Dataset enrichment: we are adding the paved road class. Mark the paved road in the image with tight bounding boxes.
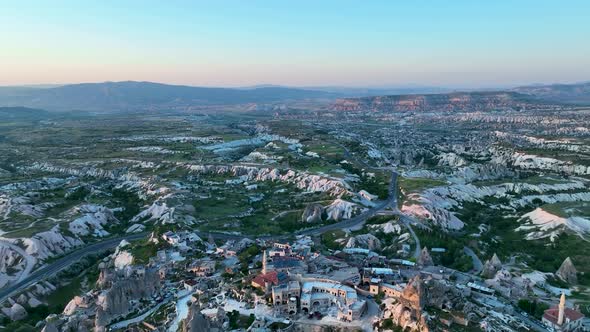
[296,171,398,237]
[398,215,422,259]
[195,170,399,244]
[512,310,549,332]
[0,232,148,304]
[0,240,37,283]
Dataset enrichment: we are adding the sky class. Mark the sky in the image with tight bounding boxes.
[1,1,590,88]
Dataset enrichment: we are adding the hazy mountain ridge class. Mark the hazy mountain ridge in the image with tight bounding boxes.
[0,81,339,111]
[0,106,51,120]
[1,81,588,113]
[330,91,538,112]
[331,82,590,112]
[513,81,590,104]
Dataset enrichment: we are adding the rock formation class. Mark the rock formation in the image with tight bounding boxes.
[2,302,27,321]
[556,257,578,284]
[184,164,351,197]
[345,234,382,251]
[324,199,358,221]
[481,253,502,279]
[55,264,162,332]
[301,199,359,223]
[301,203,324,223]
[95,268,160,326]
[41,321,59,332]
[418,247,433,267]
[183,303,211,332]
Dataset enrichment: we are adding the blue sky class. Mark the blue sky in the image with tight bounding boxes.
[1,1,589,87]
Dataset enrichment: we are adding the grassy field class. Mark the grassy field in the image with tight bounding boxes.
[398,176,446,206]
[320,229,347,251]
[541,201,590,218]
[398,177,447,194]
[457,201,590,285]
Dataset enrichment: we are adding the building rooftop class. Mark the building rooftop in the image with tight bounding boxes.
[366,267,395,275]
[252,271,287,287]
[543,307,584,325]
[302,280,357,300]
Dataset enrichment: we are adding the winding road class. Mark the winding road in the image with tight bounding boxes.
[296,171,398,236]
[0,232,148,304]
[0,153,412,306]
[0,240,36,283]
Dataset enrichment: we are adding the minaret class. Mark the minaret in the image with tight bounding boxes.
[558,292,566,325]
[262,250,268,273]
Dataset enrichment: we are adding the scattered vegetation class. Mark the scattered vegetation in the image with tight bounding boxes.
[518,299,550,319]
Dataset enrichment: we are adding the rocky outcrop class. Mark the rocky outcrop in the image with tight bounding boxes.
[556,257,578,284]
[481,253,502,279]
[131,201,174,224]
[490,147,590,175]
[96,268,160,325]
[345,234,382,251]
[300,199,360,223]
[26,162,166,199]
[19,226,83,260]
[301,203,324,223]
[437,152,467,167]
[324,199,358,221]
[184,164,351,197]
[68,204,119,237]
[418,247,433,267]
[386,275,479,331]
[113,251,134,270]
[369,221,403,234]
[517,208,590,242]
[2,303,27,321]
[41,320,59,332]
[183,303,211,332]
[203,133,301,154]
[42,312,93,332]
[58,265,162,331]
[382,299,430,332]
[0,242,28,287]
[401,177,588,232]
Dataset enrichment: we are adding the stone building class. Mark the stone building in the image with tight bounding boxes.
[299,279,367,321]
[272,281,301,315]
[542,293,585,331]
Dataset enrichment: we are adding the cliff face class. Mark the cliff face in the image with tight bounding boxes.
[556,257,578,284]
[417,248,433,267]
[96,268,160,325]
[331,92,537,113]
[183,303,211,332]
[382,275,475,331]
[53,266,162,332]
[185,164,351,197]
[345,234,382,251]
[481,253,503,279]
[301,203,324,223]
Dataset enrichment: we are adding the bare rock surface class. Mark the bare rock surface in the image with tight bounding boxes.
[556,257,578,284]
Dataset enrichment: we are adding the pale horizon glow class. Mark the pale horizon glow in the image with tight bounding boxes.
[1,1,590,88]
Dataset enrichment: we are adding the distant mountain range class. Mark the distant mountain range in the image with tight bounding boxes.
[512,82,590,104]
[0,106,51,120]
[330,82,590,112]
[0,81,340,112]
[330,91,537,112]
[0,81,588,112]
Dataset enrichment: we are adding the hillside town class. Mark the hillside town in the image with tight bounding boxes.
[16,225,580,332]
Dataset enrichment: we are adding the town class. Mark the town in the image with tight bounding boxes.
[28,222,584,331]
